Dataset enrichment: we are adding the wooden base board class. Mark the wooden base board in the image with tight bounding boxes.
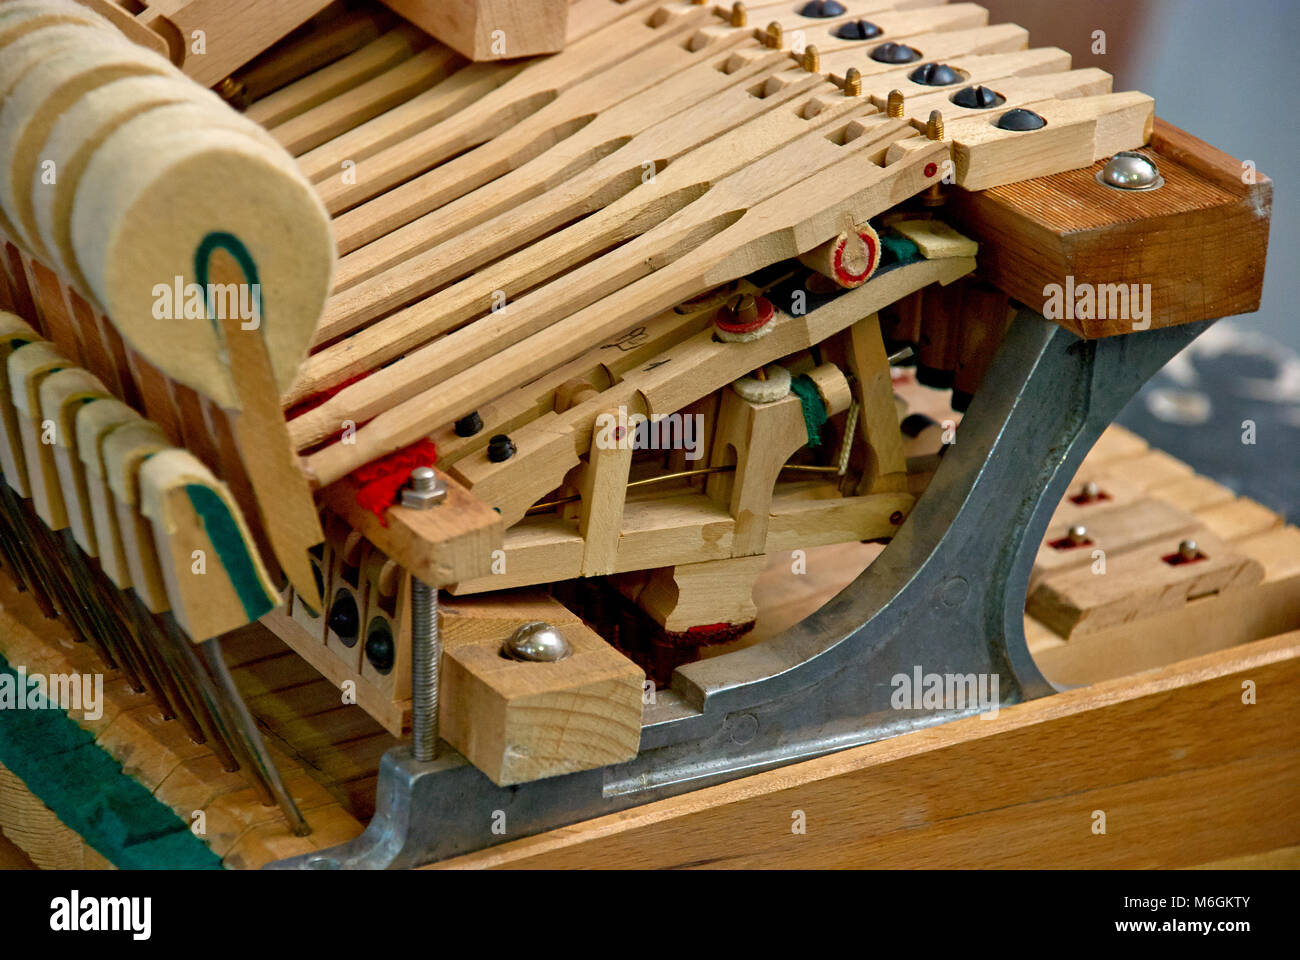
[429,630,1300,869]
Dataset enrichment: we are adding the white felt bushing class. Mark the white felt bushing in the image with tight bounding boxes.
[731,365,792,403]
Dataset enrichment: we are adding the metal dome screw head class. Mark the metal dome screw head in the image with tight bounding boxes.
[909,62,961,86]
[834,18,881,40]
[1067,524,1089,545]
[454,410,483,437]
[503,621,573,662]
[951,84,1004,109]
[870,42,920,64]
[799,0,846,16]
[401,465,446,509]
[996,107,1046,131]
[487,434,516,463]
[1178,539,1201,562]
[1097,151,1164,192]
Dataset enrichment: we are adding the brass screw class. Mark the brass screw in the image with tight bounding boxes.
[803,44,820,73]
[926,109,945,141]
[731,2,746,27]
[215,75,247,109]
[886,89,904,118]
[765,21,782,49]
[844,67,862,96]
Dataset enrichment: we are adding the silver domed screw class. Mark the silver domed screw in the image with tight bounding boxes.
[1098,151,1163,191]
[1178,539,1201,562]
[503,621,573,662]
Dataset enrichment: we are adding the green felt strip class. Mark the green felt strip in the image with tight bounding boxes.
[789,374,829,448]
[0,650,223,869]
[879,230,921,266]
[185,483,275,622]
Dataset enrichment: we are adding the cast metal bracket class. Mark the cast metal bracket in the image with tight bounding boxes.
[270,309,1212,869]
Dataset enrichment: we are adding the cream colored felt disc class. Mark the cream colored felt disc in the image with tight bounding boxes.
[0,21,127,242]
[73,118,334,408]
[0,40,178,259]
[0,0,111,31]
[34,77,229,296]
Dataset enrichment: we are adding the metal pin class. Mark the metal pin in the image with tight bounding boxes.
[1067,524,1089,546]
[199,637,311,835]
[405,467,446,763]
[844,67,862,97]
[888,345,915,365]
[1080,480,1100,501]
[1178,539,1201,562]
[765,21,782,49]
[730,2,746,27]
[803,44,820,73]
[886,89,904,119]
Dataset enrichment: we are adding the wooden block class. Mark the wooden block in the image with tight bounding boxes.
[1031,526,1300,686]
[1028,530,1266,639]
[948,119,1271,337]
[380,0,570,62]
[636,554,767,633]
[1031,498,1199,588]
[358,549,412,700]
[320,468,502,588]
[440,611,643,785]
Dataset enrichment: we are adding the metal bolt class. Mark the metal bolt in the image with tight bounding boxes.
[1067,524,1089,545]
[887,345,914,365]
[886,89,904,118]
[404,469,446,762]
[400,465,447,508]
[503,621,573,662]
[951,84,1004,109]
[909,62,961,86]
[1098,151,1163,191]
[871,42,920,64]
[834,19,882,40]
[1178,539,1201,562]
[997,107,1046,131]
[844,67,862,97]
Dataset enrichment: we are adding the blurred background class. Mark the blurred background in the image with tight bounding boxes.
[984,0,1298,520]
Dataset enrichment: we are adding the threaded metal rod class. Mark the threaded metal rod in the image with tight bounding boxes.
[410,577,440,762]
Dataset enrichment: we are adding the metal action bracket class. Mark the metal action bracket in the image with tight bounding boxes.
[271,309,1213,869]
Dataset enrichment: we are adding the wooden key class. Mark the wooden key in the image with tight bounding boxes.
[306,0,718,209]
[305,133,948,484]
[292,111,927,449]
